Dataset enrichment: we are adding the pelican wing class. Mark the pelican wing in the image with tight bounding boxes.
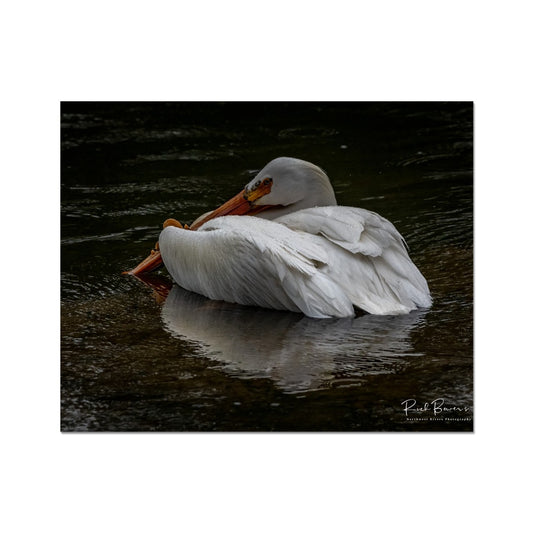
[275,206,403,256]
[275,207,432,314]
[159,216,355,318]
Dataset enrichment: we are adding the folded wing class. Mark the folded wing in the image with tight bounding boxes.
[159,216,355,318]
[276,207,432,314]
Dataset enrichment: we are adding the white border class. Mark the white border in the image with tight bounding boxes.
[3,1,532,531]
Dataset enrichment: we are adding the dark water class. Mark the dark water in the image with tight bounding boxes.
[61,102,473,431]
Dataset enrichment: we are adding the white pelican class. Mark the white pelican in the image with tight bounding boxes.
[126,157,431,318]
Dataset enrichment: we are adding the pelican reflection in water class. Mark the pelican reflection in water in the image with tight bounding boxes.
[137,275,428,393]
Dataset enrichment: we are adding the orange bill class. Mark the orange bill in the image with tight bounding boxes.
[190,180,273,230]
[123,248,163,275]
[190,190,262,229]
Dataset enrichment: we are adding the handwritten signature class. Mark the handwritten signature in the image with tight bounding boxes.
[400,398,470,417]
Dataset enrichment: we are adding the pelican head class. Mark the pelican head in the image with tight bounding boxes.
[245,157,337,216]
[191,157,338,227]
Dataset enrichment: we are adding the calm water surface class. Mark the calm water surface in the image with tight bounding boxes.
[61,102,473,431]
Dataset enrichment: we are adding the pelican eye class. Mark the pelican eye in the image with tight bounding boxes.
[244,176,273,202]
